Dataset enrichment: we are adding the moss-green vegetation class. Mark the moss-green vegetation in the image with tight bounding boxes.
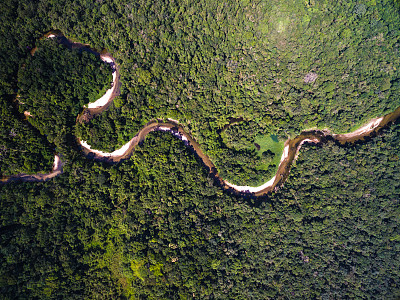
[221,124,286,185]
[254,134,285,178]
[255,134,284,162]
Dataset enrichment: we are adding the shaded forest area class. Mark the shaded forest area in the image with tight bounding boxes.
[18,38,112,150]
[0,98,54,176]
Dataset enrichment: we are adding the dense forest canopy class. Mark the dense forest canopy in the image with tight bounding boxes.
[0,98,54,176]
[0,0,399,298]
[18,38,112,150]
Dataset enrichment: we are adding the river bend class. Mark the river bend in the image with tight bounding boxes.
[3,31,400,197]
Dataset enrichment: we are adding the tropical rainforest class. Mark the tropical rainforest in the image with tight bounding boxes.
[0,0,400,298]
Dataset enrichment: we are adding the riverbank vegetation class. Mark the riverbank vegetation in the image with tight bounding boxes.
[0,97,54,176]
[0,2,112,176]
[18,38,112,148]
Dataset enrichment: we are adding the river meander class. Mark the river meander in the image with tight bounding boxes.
[3,31,400,197]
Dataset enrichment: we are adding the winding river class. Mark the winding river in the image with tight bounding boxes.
[3,31,400,197]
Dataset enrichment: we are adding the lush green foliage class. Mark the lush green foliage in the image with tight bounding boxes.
[0,168,127,298]
[0,0,55,176]
[18,38,112,147]
[0,97,54,176]
[0,0,400,298]
[1,124,400,298]
[0,2,112,175]
[2,0,400,184]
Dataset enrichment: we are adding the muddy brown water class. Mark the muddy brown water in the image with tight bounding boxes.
[3,31,400,197]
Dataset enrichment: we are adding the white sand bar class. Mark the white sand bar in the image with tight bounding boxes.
[52,155,59,171]
[87,54,117,109]
[167,118,179,123]
[224,144,289,193]
[334,117,383,138]
[224,175,277,193]
[80,139,134,157]
[158,126,188,141]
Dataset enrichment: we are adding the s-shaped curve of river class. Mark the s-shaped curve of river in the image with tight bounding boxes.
[2,31,400,197]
